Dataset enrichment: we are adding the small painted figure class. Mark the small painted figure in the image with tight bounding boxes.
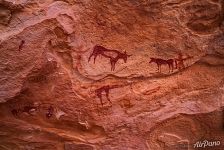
[175,53,193,70]
[46,106,54,118]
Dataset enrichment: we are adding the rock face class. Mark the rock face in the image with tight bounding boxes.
[0,0,223,149]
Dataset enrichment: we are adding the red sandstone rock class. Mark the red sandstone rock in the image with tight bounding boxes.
[0,0,223,149]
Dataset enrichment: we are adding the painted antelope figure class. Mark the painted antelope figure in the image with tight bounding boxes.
[95,85,120,106]
[149,58,175,73]
[88,45,131,71]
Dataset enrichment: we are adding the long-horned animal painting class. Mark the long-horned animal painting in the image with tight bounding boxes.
[149,58,175,73]
[95,85,120,106]
[88,45,131,71]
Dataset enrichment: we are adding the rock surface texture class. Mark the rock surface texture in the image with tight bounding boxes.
[0,0,224,149]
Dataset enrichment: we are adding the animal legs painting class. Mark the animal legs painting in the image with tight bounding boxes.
[0,0,223,149]
[148,53,193,73]
[149,58,175,73]
[95,85,112,106]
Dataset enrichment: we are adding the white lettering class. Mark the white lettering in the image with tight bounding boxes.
[193,140,221,148]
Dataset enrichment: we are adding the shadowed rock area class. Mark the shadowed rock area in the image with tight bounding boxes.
[0,0,223,149]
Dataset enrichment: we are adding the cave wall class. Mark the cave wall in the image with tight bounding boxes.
[0,0,223,149]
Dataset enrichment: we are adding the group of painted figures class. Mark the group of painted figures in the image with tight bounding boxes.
[88,45,192,72]
[11,44,192,117]
[88,45,193,106]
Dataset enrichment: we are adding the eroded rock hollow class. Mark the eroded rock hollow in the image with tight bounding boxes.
[0,0,223,149]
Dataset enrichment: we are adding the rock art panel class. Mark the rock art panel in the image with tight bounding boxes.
[0,0,223,149]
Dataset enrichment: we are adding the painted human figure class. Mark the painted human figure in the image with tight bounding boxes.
[175,53,193,70]
[175,53,185,70]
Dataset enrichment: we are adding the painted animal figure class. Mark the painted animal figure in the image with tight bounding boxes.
[88,45,131,71]
[95,85,111,106]
[95,85,120,106]
[149,58,175,73]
